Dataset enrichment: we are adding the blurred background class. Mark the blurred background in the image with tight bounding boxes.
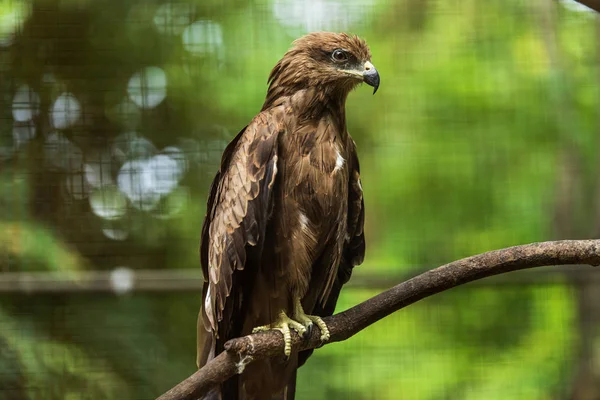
[0,0,598,399]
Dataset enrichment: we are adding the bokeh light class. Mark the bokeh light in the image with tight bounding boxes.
[182,20,223,56]
[110,267,134,295]
[272,0,375,33]
[89,185,128,220]
[127,67,168,109]
[153,2,196,35]
[51,93,81,129]
[12,85,39,122]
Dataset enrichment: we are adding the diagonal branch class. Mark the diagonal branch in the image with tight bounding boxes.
[156,239,600,400]
[573,0,600,13]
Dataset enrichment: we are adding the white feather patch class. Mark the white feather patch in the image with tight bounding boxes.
[204,285,213,325]
[299,212,309,232]
[333,148,345,173]
[268,155,278,189]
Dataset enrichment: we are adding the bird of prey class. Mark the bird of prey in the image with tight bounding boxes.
[197,32,378,400]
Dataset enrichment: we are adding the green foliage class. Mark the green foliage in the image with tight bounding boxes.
[0,0,598,398]
[0,307,127,400]
[298,285,575,400]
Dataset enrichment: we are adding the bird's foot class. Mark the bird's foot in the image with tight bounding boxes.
[292,299,331,342]
[252,311,306,357]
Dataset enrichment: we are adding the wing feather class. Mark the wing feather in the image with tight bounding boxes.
[200,112,281,336]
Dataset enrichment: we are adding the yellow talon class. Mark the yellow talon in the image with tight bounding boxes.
[252,311,306,357]
[292,298,331,342]
[251,299,331,357]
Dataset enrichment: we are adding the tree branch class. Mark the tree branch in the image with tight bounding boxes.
[573,0,600,13]
[156,239,600,400]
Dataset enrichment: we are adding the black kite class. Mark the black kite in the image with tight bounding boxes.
[197,32,379,400]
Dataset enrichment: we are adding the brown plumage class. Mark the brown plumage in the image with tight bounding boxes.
[197,32,378,400]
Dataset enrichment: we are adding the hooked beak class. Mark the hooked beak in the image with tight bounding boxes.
[363,61,380,94]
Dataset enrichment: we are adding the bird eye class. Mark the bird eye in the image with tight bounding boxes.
[331,49,348,62]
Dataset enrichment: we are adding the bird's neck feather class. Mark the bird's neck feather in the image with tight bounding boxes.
[262,86,349,129]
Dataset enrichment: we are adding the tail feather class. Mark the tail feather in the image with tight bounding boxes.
[196,309,213,369]
[221,375,240,400]
[203,387,221,400]
[199,304,240,400]
[272,369,296,400]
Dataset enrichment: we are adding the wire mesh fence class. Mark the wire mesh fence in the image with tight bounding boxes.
[0,0,599,399]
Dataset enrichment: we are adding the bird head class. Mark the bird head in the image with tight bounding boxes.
[265,32,380,103]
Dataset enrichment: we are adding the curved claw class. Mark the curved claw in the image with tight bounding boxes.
[292,299,331,342]
[307,315,330,342]
[303,322,313,340]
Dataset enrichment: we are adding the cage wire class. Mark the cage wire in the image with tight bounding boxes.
[0,0,598,399]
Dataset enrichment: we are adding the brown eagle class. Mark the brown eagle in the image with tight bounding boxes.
[197,32,378,400]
